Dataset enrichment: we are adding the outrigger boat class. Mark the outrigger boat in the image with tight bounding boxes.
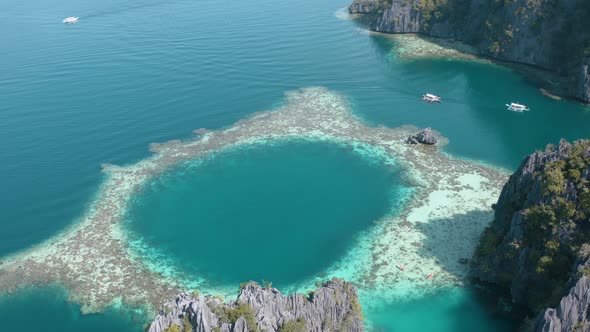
[422,93,442,103]
[62,17,79,24]
[506,102,529,112]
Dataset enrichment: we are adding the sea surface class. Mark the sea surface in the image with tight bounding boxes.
[1,0,589,330]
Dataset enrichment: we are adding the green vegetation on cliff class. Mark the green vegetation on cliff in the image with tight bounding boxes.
[278,318,306,332]
[207,301,259,332]
[354,0,590,99]
[161,316,193,332]
[473,140,590,309]
[551,0,590,87]
[366,0,470,32]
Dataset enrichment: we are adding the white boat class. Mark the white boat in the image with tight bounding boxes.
[422,93,441,103]
[506,102,529,112]
[62,17,79,24]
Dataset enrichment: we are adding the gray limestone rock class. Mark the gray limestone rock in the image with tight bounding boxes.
[148,278,364,332]
[406,127,437,145]
[348,0,590,103]
[349,0,423,33]
[348,0,380,14]
[578,60,590,103]
[536,276,590,332]
[471,139,590,315]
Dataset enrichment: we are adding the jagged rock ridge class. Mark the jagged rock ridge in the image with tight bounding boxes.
[148,278,364,332]
[536,276,590,332]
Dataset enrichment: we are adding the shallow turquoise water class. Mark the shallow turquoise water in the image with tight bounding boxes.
[125,140,407,287]
[0,287,144,332]
[364,288,517,331]
[1,0,587,329]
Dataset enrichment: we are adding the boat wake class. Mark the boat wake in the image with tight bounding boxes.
[62,17,79,24]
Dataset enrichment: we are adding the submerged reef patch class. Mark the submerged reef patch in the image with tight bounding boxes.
[0,87,507,315]
[358,30,481,62]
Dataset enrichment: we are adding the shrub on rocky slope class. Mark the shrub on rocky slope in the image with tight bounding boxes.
[470,139,590,331]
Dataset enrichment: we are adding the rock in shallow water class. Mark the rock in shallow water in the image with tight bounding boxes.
[148,278,364,332]
[406,128,438,145]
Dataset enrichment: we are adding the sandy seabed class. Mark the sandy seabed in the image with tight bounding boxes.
[0,87,508,317]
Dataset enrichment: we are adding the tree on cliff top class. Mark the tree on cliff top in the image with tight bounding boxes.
[472,139,590,310]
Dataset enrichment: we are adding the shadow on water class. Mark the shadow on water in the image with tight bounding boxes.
[412,209,492,275]
[409,210,529,331]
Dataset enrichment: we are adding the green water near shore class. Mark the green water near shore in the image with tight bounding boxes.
[364,288,517,331]
[0,288,144,332]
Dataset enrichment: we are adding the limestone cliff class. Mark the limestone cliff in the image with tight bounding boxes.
[468,139,590,329]
[348,0,590,103]
[148,278,364,332]
[536,276,590,332]
[578,58,590,102]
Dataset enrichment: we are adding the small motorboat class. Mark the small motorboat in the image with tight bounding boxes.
[63,17,79,24]
[397,265,405,271]
[426,273,434,280]
[422,93,442,103]
[506,102,529,112]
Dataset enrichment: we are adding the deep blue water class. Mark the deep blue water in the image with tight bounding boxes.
[1,0,589,330]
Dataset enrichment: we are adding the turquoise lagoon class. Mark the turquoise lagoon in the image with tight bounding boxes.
[1,0,590,330]
[125,139,409,288]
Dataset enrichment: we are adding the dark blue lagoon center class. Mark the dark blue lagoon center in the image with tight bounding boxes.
[124,139,409,287]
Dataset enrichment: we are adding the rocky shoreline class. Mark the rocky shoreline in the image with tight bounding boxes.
[348,0,590,104]
[470,139,590,331]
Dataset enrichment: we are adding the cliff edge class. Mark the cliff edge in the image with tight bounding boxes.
[536,276,590,332]
[469,139,590,330]
[148,278,364,332]
[348,0,590,103]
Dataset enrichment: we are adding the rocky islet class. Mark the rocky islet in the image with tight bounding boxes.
[406,127,438,145]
